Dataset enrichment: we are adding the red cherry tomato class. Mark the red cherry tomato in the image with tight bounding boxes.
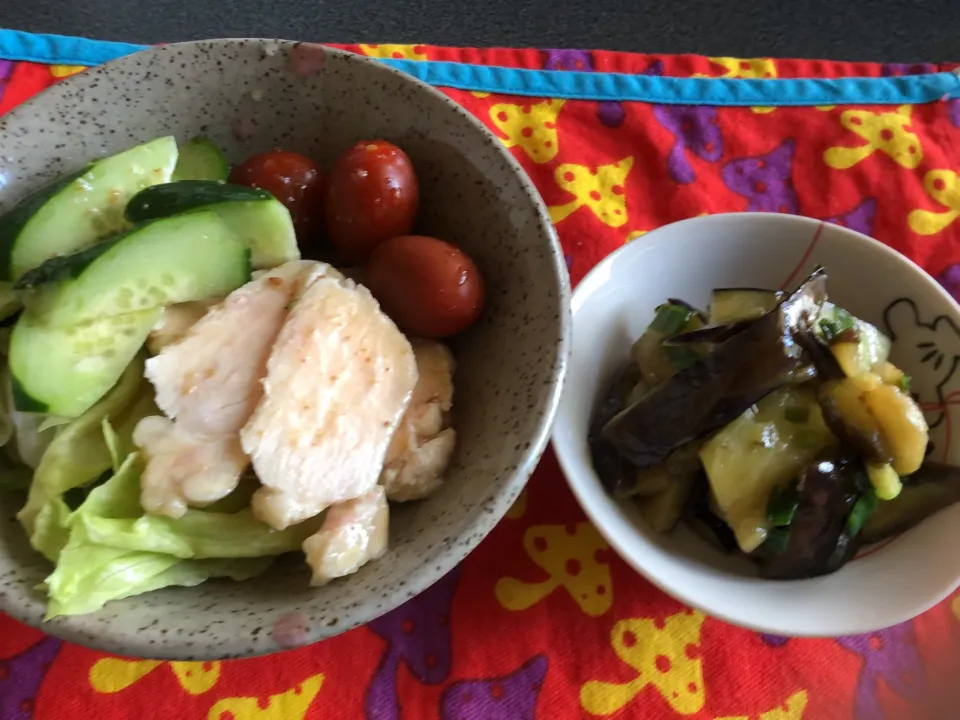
[325,140,419,263]
[365,235,485,338]
[229,150,325,243]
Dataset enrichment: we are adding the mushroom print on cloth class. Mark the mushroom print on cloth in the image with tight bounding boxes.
[1,36,960,720]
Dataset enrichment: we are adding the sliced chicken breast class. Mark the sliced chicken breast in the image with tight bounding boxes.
[381,340,457,502]
[146,299,219,355]
[145,260,336,436]
[242,276,418,530]
[302,485,389,586]
[134,415,249,518]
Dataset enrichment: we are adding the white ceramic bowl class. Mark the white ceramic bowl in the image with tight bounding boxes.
[552,212,960,637]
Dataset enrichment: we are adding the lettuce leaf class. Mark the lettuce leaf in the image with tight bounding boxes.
[40,453,294,618]
[17,356,149,535]
[30,497,71,562]
[44,529,182,619]
[76,459,319,557]
[79,510,321,559]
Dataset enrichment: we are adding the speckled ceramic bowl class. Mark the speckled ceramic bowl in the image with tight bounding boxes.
[0,39,570,659]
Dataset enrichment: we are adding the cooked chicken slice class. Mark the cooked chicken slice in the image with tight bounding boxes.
[145,260,337,436]
[146,300,219,355]
[381,340,457,502]
[302,485,389,586]
[242,276,418,530]
[134,415,249,518]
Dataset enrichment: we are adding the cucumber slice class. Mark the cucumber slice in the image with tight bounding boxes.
[19,211,250,327]
[125,181,300,269]
[172,137,229,182]
[10,309,160,416]
[0,137,179,281]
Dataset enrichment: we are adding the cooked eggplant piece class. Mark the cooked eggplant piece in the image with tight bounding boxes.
[818,373,929,475]
[759,455,864,580]
[699,386,838,552]
[634,471,698,533]
[603,268,828,471]
[860,461,960,544]
[630,301,706,387]
[819,374,892,464]
[863,383,928,475]
[816,303,891,366]
[709,288,783,325]
[666,320,754,346]
[589,363,641,493]
[685,474,739,553]
[616,440,703,498]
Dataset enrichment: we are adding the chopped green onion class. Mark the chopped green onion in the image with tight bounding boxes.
[783,405,810,424]
[663,344,702,372]
[819,307,855,343]
[649,303,694,335]
[764,528,791,555]
[766,484,799,527]
[833,307,855,333]
[898,374,912,392]
[846,488,878,538]
[819,319,840,342]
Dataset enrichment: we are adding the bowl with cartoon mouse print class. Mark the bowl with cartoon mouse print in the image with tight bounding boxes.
[553,211,960,637]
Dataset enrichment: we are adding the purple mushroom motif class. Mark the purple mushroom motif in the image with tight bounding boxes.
[653,105,723,184]
[937,263,960,304]
[721,139,798,214]
[543,49,625,128]
[759,633,790,648]
[950,100,960,129]
[837,622,925,720]
[440,655,548,720]
[365,568,461,720]
[0,636,62,720]
[825,197,878,237]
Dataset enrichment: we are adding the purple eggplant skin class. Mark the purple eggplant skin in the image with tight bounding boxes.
[685,473,739,553]
[795,329,845,381]
[589,363,641,494]
[665,320,753,346]
[860,461,960,544]
[760,455,865,580]
[602,268,828,470]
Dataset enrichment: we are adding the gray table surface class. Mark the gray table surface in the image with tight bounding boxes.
[2,0,958,63]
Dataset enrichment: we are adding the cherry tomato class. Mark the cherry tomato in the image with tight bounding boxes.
[365,235,485,338]
[325,140,419,263]
[229,150,325,243]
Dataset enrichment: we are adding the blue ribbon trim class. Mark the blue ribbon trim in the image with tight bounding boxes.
[2,29,959,107]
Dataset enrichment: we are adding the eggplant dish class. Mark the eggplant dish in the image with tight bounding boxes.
[589,268,960,580]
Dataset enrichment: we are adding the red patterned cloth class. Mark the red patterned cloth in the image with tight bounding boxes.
[1,43,959,720]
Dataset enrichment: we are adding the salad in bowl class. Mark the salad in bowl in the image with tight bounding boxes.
[0,132,485,618]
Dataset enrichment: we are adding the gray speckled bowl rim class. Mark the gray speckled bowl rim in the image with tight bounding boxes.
[0,39,571,658]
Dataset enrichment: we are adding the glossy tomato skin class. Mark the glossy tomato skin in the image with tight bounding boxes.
[229,150,325,243]
[365,235,485,338]
[325,141,419,263]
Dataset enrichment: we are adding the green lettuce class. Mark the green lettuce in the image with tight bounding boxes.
[8,351,304,618]
[39,453,307,618]
[17,355,149,535]
[30,497,71,562]
[79,510,319,559]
